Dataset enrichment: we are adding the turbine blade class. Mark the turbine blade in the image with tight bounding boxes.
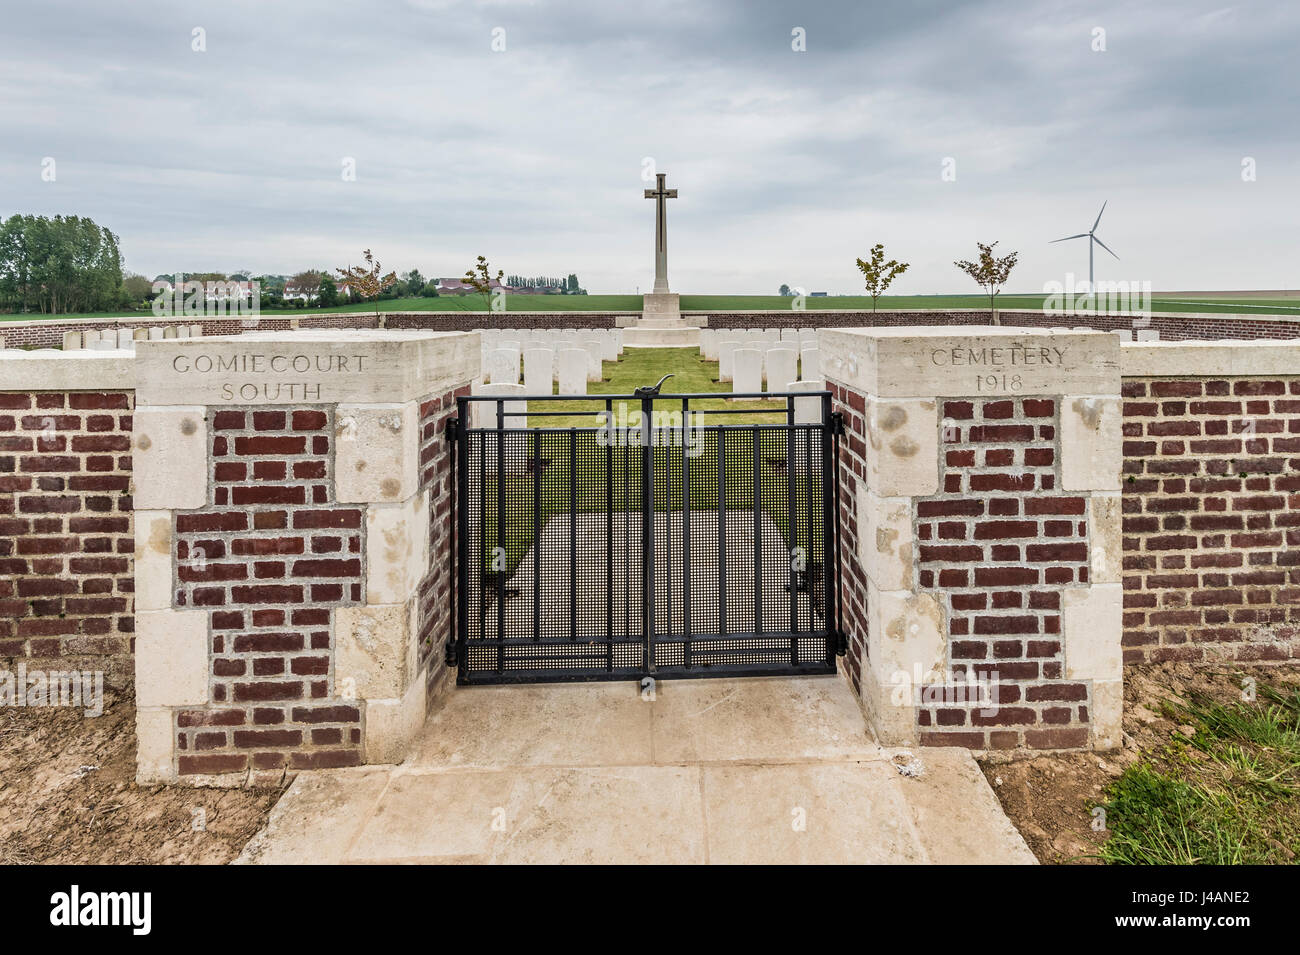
[1092,235,1120,260]
[1092,200,1108,232]
[1050,233,1089,243]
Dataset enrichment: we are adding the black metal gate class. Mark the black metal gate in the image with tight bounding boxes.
[448,388,842,684]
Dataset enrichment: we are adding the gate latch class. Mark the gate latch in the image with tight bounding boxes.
[443,416,459,443]
[830,411,846,436]
[633,374,674,399]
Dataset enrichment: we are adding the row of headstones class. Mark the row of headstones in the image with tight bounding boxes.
[701,329,821,393]
[480,330,624,396]
[61,325,206,350]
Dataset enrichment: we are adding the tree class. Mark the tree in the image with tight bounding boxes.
[954,241,1019,319]
[287,269,323,300]
[402,268,425,297]
[419,281,440,298]
[317,275,340,308]
[855,244,910,312]
[335,249,397,308]
[463,255,503,310]
[778,284,792,296]
[121,272,154,306]
[0,214,124,314]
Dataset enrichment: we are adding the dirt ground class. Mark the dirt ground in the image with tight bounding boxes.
[979,661,1300,864]
[0,688,280,865]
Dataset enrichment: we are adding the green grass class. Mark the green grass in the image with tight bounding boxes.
[472,348,825,577]
[1098,682,1300,865]
[8,292,1300,322]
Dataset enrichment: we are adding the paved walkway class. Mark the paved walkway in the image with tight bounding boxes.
[236,674,1034,864]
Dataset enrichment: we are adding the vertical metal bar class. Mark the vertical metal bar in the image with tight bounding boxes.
[569,426,578,644]
[531,428,541,644]
[495,399,506,674]
[717,427,727,639]
[681,396,692,669]
[455,397,469,678]
[786,395,798,666]
[477,415,486,652]
[752,426,761,638]
[641,392,656,674]
[826,393,844,659]
[605,397,614,671]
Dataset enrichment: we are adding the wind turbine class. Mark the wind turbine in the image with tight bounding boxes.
[1051,201,1119,290]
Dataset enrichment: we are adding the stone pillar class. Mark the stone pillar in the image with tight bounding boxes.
[823,326,1122,752]
[131,330,477,786]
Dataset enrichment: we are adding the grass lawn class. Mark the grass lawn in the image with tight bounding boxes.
[1100,680,1300,864]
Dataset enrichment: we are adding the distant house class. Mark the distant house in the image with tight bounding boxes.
[436,277,507,294]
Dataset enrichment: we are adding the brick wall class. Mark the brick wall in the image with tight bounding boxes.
[1122,375,1300,664]
[6,307,1300,350]
[416,384,470,699]
[915,397,1092,749]
[0,391,134,682]
[828,381,867,700]
[170,407,367,777]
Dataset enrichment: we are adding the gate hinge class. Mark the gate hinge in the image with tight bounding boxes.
[830,411,845,436]
[443,416,459,442]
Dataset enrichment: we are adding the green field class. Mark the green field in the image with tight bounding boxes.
[7,292,1300,322]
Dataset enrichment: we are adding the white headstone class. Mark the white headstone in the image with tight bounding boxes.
[116,328,135,350]
[1135,329,1160,342]
[472,383,528,474]
[718,340,741,382]
[82,329,102,344]
[189,324,203,338]
[798,328,817,344]
[1111,329,1133,342]
[147,327,165,341]
[764,347,797,392]
[62,330,83,350]
[613,329,624,354]
[523,347,554,394]
[557,348,588,395]
[162,326,179,340]
[583,339,603,382]
[176,325,191,339]
[699,328,718,361]
[89,338,115,351]
[780,329,799,344]
[596,329,618,361]
[800,346,820,380]
[732,348,763,394]
[486,347,521,385]
[788,379,826,424]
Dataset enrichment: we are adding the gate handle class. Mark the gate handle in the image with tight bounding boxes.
[634,374,674,398]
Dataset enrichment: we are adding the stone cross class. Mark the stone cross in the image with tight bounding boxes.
[644,172,677,294]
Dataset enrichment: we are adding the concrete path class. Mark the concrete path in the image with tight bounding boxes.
[236,675,1034,865]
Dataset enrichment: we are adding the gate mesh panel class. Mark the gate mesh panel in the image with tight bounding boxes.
[459,400,834,683]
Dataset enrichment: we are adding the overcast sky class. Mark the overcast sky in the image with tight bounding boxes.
[1,0,1296,294]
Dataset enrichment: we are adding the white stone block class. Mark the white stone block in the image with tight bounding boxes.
[596,329,617,361]
[189,324,203,337]
[366,490,431,605]
[147,327,165,341]
[1062,584,1123,682]
[700,328,718,361]
[1060,396,1122,491]
[134,510,176,612]
[335,401,420,503]
[364,672,429,764]
[556,349,588,395]
[62,330,82,350]
[116,328,135,349]
[136,706,175,783]
[855,485,914,593]
[132,407,208,510]
[787,379,826,425]
[780,329,799,344]
[1089,492,1122,583]
[135,609,209,707]
[866,398,939,497]
[336,601,414,699]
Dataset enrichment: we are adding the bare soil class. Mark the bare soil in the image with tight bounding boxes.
[979,661,1300,864]
[0,688,279,864]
